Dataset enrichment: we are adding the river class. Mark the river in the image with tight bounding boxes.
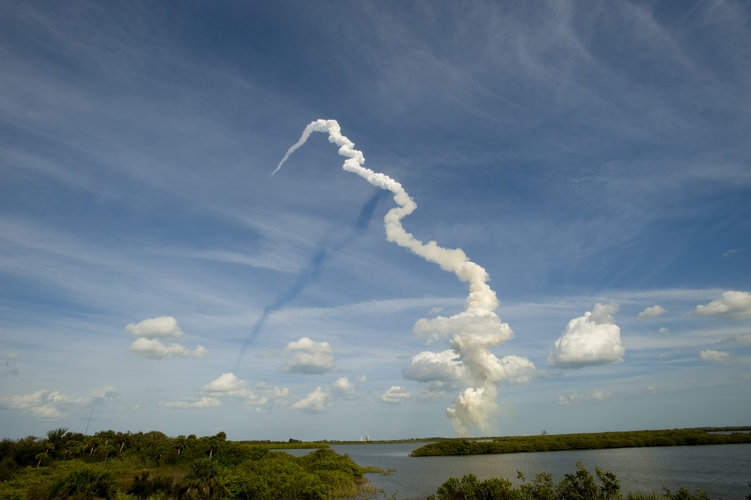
[321,442,751,499]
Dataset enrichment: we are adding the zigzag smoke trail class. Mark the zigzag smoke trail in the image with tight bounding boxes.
[275,119,532,436]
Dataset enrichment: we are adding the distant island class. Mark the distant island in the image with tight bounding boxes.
[410,426,751,456]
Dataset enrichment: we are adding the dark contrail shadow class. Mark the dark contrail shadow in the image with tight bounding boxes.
[233,188,387,372]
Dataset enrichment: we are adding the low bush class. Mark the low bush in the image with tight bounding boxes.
[432,463,712,500]
[126,470,175,498]
[48,465,116,499]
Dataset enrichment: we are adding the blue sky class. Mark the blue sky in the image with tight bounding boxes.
[1,0,750,441]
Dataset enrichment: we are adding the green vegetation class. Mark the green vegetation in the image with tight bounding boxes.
[2,428,747,498]
[428,462,715,500]
[237,438,329,449]
[411,427,751,457]
[0,429,375,499]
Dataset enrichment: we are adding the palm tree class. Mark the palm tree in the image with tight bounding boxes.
[175,435,187,458]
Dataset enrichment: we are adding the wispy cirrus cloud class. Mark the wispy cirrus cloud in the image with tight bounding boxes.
[722,248,745,258]
[160,397,221,409]
[726,334,751,345]
[557,389,612,406]
[700,350,730,362]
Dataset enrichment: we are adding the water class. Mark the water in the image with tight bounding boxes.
[321,442,751,499]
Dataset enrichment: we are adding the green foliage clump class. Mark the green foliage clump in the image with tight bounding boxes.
[436,473,519,499]
[48,465,116,499]
[554,462,621,500]
[0,429,354,499]
[433,463,614,500]
[626,488,710,500]
[432,463,714,500]
[517,471,556,500]
[126,471,175,498]
[179,457,224,499]
[224,448,364,499]
[228,453,327,499]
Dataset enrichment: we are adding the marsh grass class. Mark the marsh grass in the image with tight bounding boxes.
[360,465,395,475]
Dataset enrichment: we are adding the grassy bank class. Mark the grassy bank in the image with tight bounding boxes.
[411,427,751,457]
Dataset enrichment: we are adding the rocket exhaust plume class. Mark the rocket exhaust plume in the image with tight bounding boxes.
[276,119,531,436]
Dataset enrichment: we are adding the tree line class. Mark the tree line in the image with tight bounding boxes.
[411,427,751,457]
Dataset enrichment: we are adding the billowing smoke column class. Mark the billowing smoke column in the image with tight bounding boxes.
[275,119,531,436]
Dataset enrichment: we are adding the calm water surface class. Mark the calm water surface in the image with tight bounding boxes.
[322,442,751,499]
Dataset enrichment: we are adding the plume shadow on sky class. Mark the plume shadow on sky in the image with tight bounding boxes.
[234,187,387,372]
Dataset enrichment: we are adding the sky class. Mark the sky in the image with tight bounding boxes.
[1,0,750,441]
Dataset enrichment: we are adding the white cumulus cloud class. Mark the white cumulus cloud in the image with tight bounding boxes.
[129,337,206,359]
[282,337,334,374]
[291,377,356,413]
[557,389,612,406]
[694,291,751,319]
[126,316,206,360]
[637,305,666,319]
[381,385,411,404]
[126,316,183,338]
[700,349,730,362]
[251,381,291,407]
[549,303,625,368]
[497,355,538,384]
[331,377,355,395]
[203,372,249,396]
[163,373,290,411]
[292,386,331,413]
